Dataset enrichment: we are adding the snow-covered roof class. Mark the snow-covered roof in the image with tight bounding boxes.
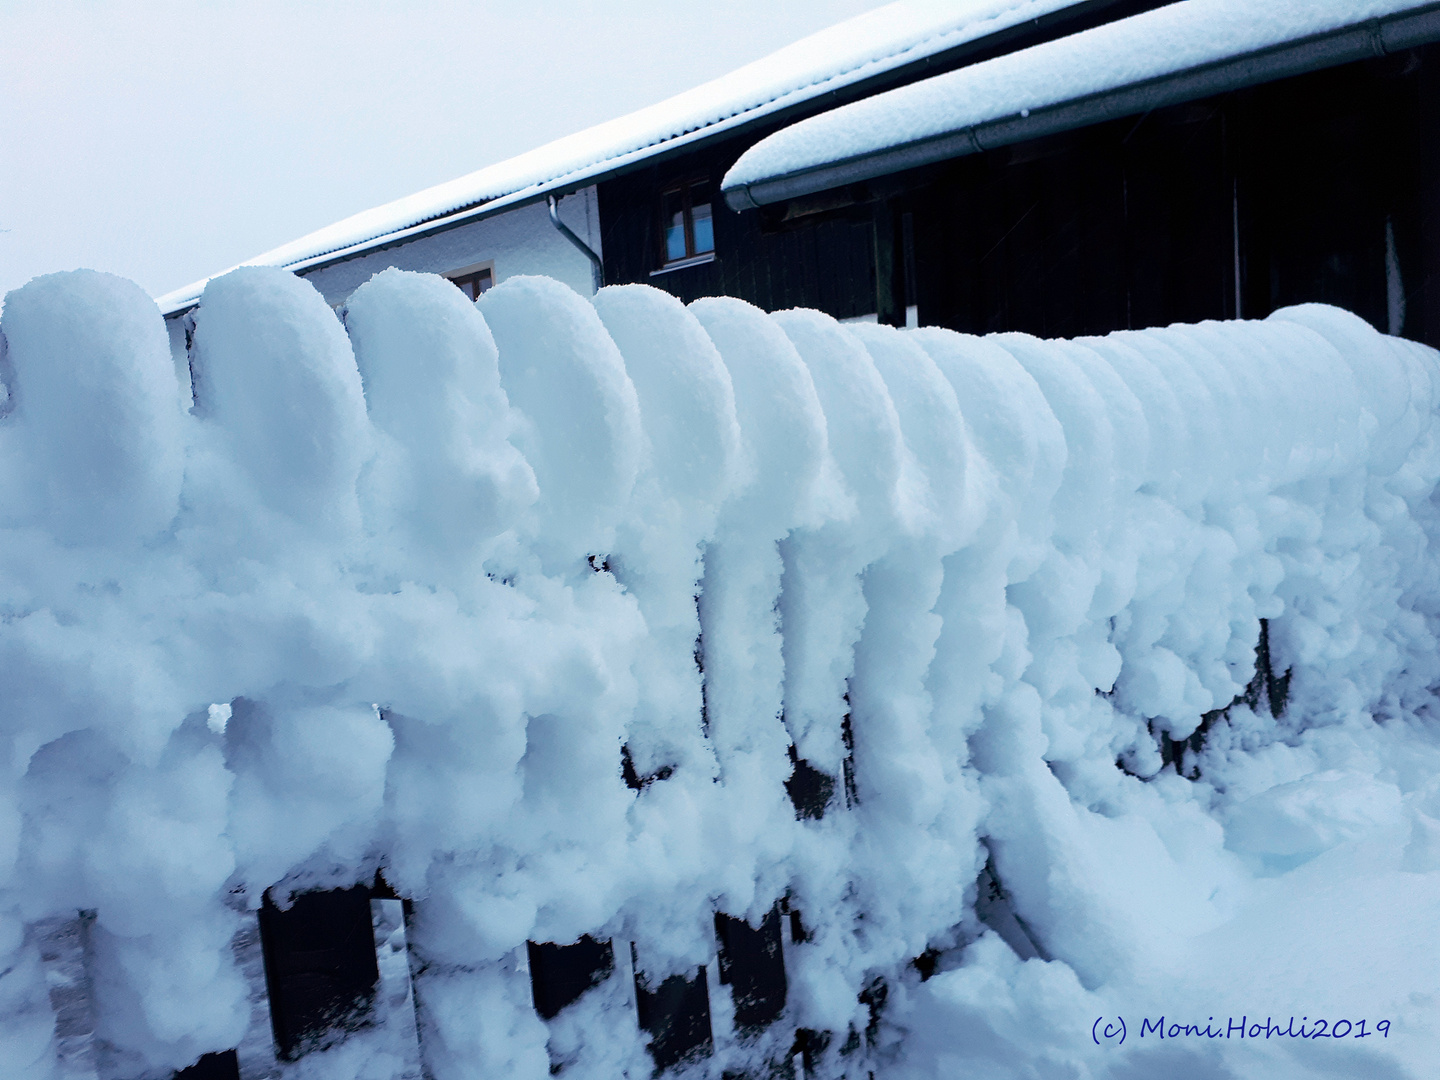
[156,0,1095,315]
[723,0,1440,208]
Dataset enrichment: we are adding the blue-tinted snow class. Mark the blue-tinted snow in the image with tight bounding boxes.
[4,267,1440,1078]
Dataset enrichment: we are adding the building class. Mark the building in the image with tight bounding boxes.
[714,0,1440,345]
[156,1,1168,331]
[159,2,1440,358]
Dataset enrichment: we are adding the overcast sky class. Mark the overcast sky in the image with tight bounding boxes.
[0,0,882,301]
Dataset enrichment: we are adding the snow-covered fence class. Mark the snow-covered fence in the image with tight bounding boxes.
[1,266,1438,1080]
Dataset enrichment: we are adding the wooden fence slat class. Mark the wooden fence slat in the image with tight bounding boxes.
[257,886,380,1060]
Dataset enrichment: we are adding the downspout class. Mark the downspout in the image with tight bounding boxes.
[548,194,604,294]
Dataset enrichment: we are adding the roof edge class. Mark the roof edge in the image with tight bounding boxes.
[723,1,1440,210]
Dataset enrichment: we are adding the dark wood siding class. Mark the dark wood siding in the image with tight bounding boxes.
[904,57,1423,340]
[911,101,1233,338]
[1234,54,1422,337]
[593,0,1183,325]
[599,143,878,320]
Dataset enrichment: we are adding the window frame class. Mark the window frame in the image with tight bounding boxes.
[656,179,716,270]
[445,260,496,300]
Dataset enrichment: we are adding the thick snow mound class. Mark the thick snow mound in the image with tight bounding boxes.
[2,268,1439,1079]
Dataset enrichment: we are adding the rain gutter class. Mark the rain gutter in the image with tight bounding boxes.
[723,2,1440,211]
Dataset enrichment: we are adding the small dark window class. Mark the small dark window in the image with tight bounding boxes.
[659,180,715,266]
[449,266,493,300]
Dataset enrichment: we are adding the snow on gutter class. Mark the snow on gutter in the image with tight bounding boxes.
[722,0,1440,211]
[155,0,1096,317]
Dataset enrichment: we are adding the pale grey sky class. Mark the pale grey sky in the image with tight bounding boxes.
[0,0,882,300]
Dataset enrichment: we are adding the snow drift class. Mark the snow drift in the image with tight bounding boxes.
[1,266,1438,1079]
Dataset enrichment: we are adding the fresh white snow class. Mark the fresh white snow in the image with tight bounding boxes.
[2,266,1440,1078]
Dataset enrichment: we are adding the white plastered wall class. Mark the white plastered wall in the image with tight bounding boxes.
[300,185,603,305]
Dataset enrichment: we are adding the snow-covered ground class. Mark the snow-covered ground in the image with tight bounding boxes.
[1,267,1437,1079]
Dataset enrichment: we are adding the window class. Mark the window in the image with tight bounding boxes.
[446,261,494,300]
[659,180,715,267]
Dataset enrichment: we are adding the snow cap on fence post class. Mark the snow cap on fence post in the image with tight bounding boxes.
[479,275,641,571]
[592,284,741,516]
[344,267,537,568]
[0,270,183,546]
[848,321,977,552]
[189,266,370,535]
[689,297,836,534]
[772,308,909,538]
